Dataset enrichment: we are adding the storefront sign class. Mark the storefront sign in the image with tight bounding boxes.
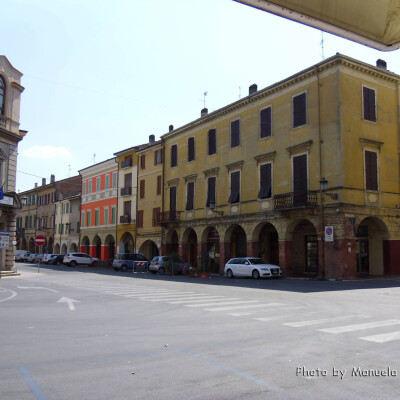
[0,231,10,248]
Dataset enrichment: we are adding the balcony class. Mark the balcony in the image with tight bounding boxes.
[159,211,181,225]
[120,214,132,224]
[121,159,133,168]
[274,191,319,210]
[120,187,132,196]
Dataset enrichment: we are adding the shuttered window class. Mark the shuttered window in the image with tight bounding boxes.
[206,177,216,207]
[230,120,240,148]
[259,163,272,199]
[228,171,240,203]
[0,76,5,115]
[188,137,195,162]
[137,210,144,228]
[365,150,378,190]
[363,87,376,122]
[154,149,162,165]
[170,186,177,213]
[293,154,308,205]
[208,129,216,155]
[186,181,194,210]
[140,155,146,169]
[293,93,307,128]
[140,179,145,198]
[157,175,162,195]
[152,207,161,226]
[171,144,178,167]
[260,107,272,138]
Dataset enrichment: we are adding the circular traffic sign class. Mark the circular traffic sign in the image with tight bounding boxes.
[34,235,46,246]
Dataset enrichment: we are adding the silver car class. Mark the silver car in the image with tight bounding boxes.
[224,257,282,279]
[149,256,191,274]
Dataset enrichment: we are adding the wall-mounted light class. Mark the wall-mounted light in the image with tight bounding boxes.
[209,201,224,216]
[319,178,338,200]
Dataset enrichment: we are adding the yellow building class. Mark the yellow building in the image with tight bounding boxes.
[114,146,139,254]
[136,135,163,260]
[161,54,400,278]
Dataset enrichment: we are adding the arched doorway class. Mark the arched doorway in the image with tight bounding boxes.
[139,240,159,260]
[356,217,389,275]
[204,226,220,274]
[104,235,115,260]
[229,225,247,258]
[47,237,54,253]
[54,243,60,254]
[70,242,78,253]
[93,235,102,259]
[28,238,35,253]
[81,236,90,255]
[61,244,68,254]
[257,223,279,265]
[166,229,179,255]
[182,229,197,267]
[119,232,134,254]
[290,219,318,275]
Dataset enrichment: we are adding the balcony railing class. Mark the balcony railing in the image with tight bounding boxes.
[159,211,181,224]
[274,190,319,210]
[120,215,132,224]
[121,159,133,168]
[120,187,132,196]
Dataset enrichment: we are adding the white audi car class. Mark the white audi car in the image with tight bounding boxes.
[224,257,282,279]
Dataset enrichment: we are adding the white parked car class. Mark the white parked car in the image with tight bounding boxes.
[63,253,98,267]
[224,257,282,279]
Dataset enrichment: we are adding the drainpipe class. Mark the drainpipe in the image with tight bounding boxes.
[315,66,325,279]
[161,137,165,255]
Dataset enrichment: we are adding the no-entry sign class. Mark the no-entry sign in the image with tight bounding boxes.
[34,235,46,246]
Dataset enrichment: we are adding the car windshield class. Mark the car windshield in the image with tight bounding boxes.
[249,258,266,265]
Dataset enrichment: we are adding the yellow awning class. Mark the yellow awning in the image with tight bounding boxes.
[234,0,400,51]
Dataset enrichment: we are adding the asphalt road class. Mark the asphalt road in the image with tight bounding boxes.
[1,263,400,400]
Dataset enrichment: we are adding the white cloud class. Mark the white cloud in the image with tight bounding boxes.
[20,145,72,160]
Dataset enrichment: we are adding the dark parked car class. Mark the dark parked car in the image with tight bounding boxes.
[47,254,65,265]
[149,256,191,274]
[112,253,149,272]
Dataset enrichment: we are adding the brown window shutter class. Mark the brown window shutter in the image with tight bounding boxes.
[365,151,378,190]
[157,175,162,195]
[260,107,272,138]
[140,180,145,198]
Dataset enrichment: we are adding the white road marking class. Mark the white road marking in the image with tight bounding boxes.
[167,296,226,304]
[284,315,370,328]
[360,331,400,343]
[17,286,59,293]
[205,303,284,312]
[319,319,400,334]
[57,297,80,311]
[229,306,299,317]
[0,287,17,302]
[185,300,256,308]
[138,292,198,300]
[254,311,318,322]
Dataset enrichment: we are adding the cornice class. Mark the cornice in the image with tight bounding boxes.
[162,54,400,142]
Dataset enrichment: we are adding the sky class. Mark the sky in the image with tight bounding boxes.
[2,0,400,193]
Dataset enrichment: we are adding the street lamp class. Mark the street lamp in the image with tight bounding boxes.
[319,178,338,200]
[209,201,224,216]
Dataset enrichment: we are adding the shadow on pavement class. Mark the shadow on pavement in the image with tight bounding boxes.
[15,262,400,294]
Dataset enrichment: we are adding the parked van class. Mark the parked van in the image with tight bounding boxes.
[15,250,31,262]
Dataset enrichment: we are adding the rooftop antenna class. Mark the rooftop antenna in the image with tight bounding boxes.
[203,91,207,108]
[68,164,71,177]
[238,86,241,99]
[93,154,96,164]
[320,31,325,60]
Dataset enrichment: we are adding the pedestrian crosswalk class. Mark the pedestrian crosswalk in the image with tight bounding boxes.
[50,280,400,344]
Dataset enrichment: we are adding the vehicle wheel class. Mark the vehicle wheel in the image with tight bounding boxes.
[159,267,165,274]
[121,265,127,272]
[114,268,119,271]
[252,269,260,279]
[70,261,77,267]
[150,270,157,274]
[91,261,97,267]
[226,269,234,279]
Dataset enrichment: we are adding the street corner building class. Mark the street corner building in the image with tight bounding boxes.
[160,54,400,279]
[0,56,26,274]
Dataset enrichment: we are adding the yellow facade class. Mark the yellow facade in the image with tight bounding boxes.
[161,54,400,278]
[136,139,163,260]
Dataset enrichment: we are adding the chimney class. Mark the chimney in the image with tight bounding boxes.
[42,178,46,186]
[35,183,38,188]
[376,59,387,69]
[149,134,155,144]
[50,174,55,183]
[201,108,208,118]
[169,124,174,132]
[249,84,257,95]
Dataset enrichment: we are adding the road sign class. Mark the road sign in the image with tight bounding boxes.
[34,235,46,246]
[0,231,10,248]
[325,226,334,242]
